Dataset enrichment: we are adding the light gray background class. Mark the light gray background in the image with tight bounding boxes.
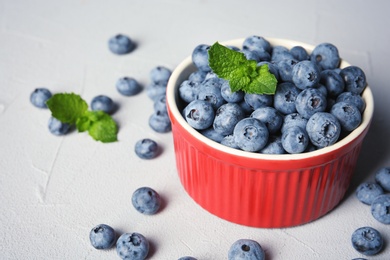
[0,0,389,259]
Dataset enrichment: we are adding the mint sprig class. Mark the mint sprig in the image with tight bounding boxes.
[46,93,118,143]
[208,42,277,95]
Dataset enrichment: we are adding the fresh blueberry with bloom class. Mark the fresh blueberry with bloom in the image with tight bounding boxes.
[153,94,168,114]
[260,135,285,154]
[132,187,161,215]
[197,78,226,109]
[179,80,200,103]
[336,92,366,113]
[150,66,172,85]
[146,82,167,101]
[310,42,340,70]
[200,127,225,143]
[319,69,345,97]
[292,60,321,90]
[213,103,245,136]
[355,182,384,205]
[271,45,294,63]
[184,100,215,130]
[108,34,135,55]
[221,135,239,149]
[351,227,383,256]
[330,101,362,132]
[116,77,141,96]
[290,45,309,61]
[244,93,273,110]
[89,224,116,250]
[371,194,390,224]
[295,88,327,119]
[375,167,390,191]
[149,110,171,133]
[273,82,301,115]
[306,112,341,148]
[242,35,271,54]
[178,257,197,260]
[281,113,308,134]
[340,66,367,95]
[281,126,309,154]
[228,239,265,260]
[192,44,211,72]
[277,58,298,82]
[116,232,149,260]
[242,49,262,62]
[250,107,283,134]
[30,88,52,108]
[188,70,207,83]
[135,138,159,159]
[220,80,245,103]
[91,95,115,114]
[48,117,71,136]
[233,118,269,152]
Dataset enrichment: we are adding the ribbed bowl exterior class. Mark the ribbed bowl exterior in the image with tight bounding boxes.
[166,38,374,228]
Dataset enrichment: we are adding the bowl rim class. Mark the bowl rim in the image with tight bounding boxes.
[166,37,374,161]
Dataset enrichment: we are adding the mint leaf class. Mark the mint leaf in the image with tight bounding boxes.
[46,93,88,124]
[87,111,118,143]
[208,42,277,94]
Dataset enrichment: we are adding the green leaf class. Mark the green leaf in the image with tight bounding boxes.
[46,93,88,124]
[87,111,118,143]
[208,42,277,95]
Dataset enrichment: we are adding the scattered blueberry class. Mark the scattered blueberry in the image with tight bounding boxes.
[375,167,390,192]
[351,226,383,256]
[91,95,115,114]
[355,182,384,205]
[150,66,172,85]
[135,138,159,159]
[311,42,340,70]
[153,94,168,114]
[228,239,265,260]
[30,88,52,108]
[48,117,71,136]
[116,232,149,260]
[149,110,171,133]
[146,82,167,101]
[132,187,161,215]
[371,194,390,224]
[108,34,135,55]
[178,257,197,260]
[89,224,116,250]
[116,77,142,96]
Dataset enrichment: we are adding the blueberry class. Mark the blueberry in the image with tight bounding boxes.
[89,224,116,250]
[150,66,172,85]
[250,107,283,134]
[146,82,167,101]
[290,46,309,61]
[221,135,239,149]
[108,34,135,55]
[295,88,327,119]
[277,58,298,82]
[91,95,115,114]
[319,69,345,97]
[30,88,52,108]
[340,66,367,95]
[184,100,215,130]
[116,77,142,96]
[48,117,71,136]
[242,35,272,54]
[375,167,390,191]
[336,92,366,113]
[316,84,328,97]
[281,113,308,134]
[228,239,265,260]
[197,78,225,109]
[371,194,390,224]
[306,112,341,148]
[200,127,225,143]
[116,232,149,260]
[179,80,200,103]
[188,70,207,83]
[260,135,285,154]
[192,44,211,72]
[311,42,340,70]
[132,187,161,215]
[351,227,383,256]
[178,257,197,260]
[233,118,269,152]
[273,82,301,115]
[244,93,273,110]
[355,182,384,205]
[213,103,245,136]
[149,110,171,133]
[282,126,309,154]
[271,45,294,63]
[242,49,262,62]
[135,138,159,159]
[330,101,362,132]
[153,94,168,114]
[220,80,245,103]
[292,60,321,90]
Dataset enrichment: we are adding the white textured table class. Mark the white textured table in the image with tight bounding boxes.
[1,0,390,259]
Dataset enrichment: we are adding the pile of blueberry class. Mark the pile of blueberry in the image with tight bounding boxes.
[179,35,367,154]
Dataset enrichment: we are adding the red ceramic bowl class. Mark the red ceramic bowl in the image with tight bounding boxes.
[166,38,374,228]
